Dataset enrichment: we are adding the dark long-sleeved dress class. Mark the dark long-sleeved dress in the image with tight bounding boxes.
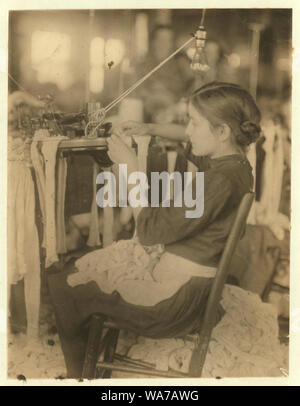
[48,151,253,377]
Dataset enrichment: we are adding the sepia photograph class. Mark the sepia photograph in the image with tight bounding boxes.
[3,5,294,383]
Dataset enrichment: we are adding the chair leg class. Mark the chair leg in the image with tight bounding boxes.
[81,314,105,379]
[262,247,281,302]
[97,328,120,379]
[188,334,210,377]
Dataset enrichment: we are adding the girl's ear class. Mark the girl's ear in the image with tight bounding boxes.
[217,124,231,142]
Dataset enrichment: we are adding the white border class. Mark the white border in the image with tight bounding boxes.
[1,0,299,386]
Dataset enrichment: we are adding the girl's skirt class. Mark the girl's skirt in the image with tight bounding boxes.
[48,255,224,377]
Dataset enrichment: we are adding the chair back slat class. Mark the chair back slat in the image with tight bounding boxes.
[189,192,255,376]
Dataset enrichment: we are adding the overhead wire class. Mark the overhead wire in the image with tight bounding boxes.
[85,8,206,137]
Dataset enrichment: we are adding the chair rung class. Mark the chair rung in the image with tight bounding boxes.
[96,362,187,378]
[113,353,156,369]
[181,334,198,342]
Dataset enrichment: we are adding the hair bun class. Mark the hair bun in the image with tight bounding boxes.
[238,120,261,145]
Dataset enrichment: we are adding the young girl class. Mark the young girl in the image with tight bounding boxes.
[48,82,261,378]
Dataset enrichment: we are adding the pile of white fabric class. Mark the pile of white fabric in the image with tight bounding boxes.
[7,284,288,380]
[67,239,164,294]
[127,285,288,378]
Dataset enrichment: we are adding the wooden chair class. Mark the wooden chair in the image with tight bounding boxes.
[81,192,255,379]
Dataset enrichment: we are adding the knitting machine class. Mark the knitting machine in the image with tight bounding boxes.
[16,98,112,139]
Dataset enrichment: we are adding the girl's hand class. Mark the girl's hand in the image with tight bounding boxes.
[107,134,138,171]
[115,120,151,137]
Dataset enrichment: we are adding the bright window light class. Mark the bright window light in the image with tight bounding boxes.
[31,30,71,66]
[89,66,104,93]
[105,39,125,67]
[90,37,105,67]
[186,47,196,61]
[228,53,241,69]
[135,13,148,59]
[31,30,73,88]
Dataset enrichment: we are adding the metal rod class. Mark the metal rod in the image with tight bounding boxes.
[85,8,208,137]
[247,23,264,223]
[86,36,194,138]
[85,10,95,103]
[8,72,28,93]
[200,9,206,26]
[103,36,194,114]
[249,23,264,100]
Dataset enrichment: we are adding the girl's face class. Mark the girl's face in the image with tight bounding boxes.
[185,103,219,157]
